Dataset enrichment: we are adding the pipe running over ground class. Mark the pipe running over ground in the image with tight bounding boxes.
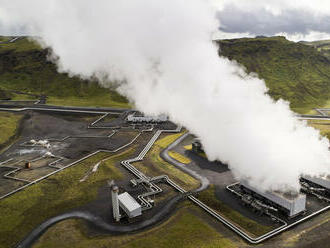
[0,104,328,246]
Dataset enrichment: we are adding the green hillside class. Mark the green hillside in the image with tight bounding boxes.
[218,36,330,113]
[0,37,130,108]
[1,36,330,113]
[300,40,330,59]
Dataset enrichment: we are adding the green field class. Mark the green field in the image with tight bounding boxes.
[33,206,238,248]
[0,37,130,108]
[218,36,330,113]
[0,112,23,151]
[300,40,330,59]
[198,185,274,237]
[0,148,134,248]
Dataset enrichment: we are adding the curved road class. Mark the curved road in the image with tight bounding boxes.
[160,132,209,192]
[17,194,185,248]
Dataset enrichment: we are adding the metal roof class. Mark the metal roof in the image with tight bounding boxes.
[118,192,141,212]
[302,175,330,190]
[240,180,306,216]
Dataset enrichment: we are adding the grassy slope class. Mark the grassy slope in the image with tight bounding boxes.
[33,206,237,248]
[301,40,330,59]
[0,149,134,248]
[1,36,330,112]
[0,112,23,150]
[168,151,191,164]
[0,37,130,108]
[218,36,330,113]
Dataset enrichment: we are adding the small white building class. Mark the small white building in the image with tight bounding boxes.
[118,192,142,218]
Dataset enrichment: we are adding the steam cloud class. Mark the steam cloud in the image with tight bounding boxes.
[1,0,330,192]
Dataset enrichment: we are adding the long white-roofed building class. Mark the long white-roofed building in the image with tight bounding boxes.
[118,192,142,218]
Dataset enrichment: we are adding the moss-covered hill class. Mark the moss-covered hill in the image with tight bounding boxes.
[300,40,330,59]
[0,37,130,108]
[218,36,330,113]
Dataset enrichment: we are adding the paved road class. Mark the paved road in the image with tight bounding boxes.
[0,103,131,114]
[16,194,185,248]
[160,132,209,192]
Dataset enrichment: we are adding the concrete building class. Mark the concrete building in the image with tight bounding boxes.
[118,192,142,218]
[240,180,306,218]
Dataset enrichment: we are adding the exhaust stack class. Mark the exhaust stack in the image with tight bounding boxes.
[111,184,120,222]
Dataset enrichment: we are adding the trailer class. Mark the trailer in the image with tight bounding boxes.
[240,180,306,218]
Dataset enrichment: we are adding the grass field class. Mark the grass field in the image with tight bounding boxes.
[33,205,238,248]
[198,185,274,237]
[168,151,191,164]
[0,148,134,248]
[0,112,23,151]
[47,94,130,108]
[301,40,330,59]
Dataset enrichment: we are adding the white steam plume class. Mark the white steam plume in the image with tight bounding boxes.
[1,0,330,192]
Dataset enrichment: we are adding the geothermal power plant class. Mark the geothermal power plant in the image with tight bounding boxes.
[239,180,306,218]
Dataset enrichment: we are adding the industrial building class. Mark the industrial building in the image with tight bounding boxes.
[240,180,306,218]
[301,175,330,195]
[110,183,142,222]
[126,113,168,123]
[118,192,142,218]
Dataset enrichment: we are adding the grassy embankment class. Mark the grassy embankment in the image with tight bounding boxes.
[33,206,238,248]
[0,148,134,248]
[0,112,23,151]
[218,36,330,114]
[168,150,191,164]
[0,37,130,108]
[198,185,274,237]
